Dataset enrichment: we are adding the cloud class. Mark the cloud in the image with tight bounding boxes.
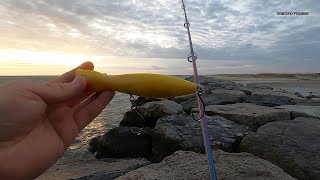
[0,0,319,73]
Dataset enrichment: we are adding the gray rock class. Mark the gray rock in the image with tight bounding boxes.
[119,111,145,128]
[132,96,161,106]
[141,100,184,116]
[238,87,253,95]
[185,76,246,91]
[252,89,320,105]
[305,98,320,105]
[290,87,320,99]
[36,157,150,180]
[185,76,237,85]
[170,87,245,106]
[277,105,320,119]
[240,117,320,180]
[89,127,152,159]
[237,85,284,96]
[292,98,320,106]
[247,83,274,90]
[295,91,304,98]
[194,103,291,131]
[117,150,295,180]
[207,81,243,91]
[181,93,243,114]
[211,89,246,96]
[252,89,303,99]
[151,115,251,162]
[169,94,197,104]
[244,94,295,107]
[237,86,271,96]
[312,97,320,102]
[120,100,184,128]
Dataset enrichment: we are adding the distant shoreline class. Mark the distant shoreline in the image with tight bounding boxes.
[212,73,320,79]
[1,73,319,77]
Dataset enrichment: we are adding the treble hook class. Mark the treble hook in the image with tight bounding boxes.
[129,95,145,135]
[191,85,206,121]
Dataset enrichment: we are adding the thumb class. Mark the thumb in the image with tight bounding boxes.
[30,76,87,104]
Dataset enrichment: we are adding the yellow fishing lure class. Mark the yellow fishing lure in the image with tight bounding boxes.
[76,69,197,98]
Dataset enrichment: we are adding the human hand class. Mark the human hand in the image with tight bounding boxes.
[0,62,115,179]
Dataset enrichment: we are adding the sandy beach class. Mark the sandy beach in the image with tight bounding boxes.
[212,74,320,98]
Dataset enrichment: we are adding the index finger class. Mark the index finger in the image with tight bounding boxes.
[49,61,94,83]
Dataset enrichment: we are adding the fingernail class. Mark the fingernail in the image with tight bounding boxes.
[79,61,94,69]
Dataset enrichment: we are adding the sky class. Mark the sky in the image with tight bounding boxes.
[0,0,319,75]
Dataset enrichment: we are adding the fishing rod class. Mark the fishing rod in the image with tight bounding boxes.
[79,3,218,177]
[181,0,217,179]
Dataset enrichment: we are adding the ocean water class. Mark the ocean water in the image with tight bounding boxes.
[0,76,131,158]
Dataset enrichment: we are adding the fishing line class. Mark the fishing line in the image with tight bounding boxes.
[88,25,124,57]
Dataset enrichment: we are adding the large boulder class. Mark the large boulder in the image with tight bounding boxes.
[181,93,243,114]
[120,100,184,128]
[277,105,320,119]
[119,111,146,128]
[170,88,246,106]
[117,150,295,180]
[243,94,295,107]
[252,89,303,100]
[169,94,197,104]
[235,83,275,95]
[211,89,246,96]
[37,157,150,180]
[185,76,247,92]
[304,98,320,106]
[170,88,245,106]
[89,127,152,159]
[185,76,238,87]
[240,117,320,180]
[193,103,290,131]
[151,115,251,162]
[312,97,320,102]
[246,83,274,90]
[291,88,320,99]
[251,89,320,105]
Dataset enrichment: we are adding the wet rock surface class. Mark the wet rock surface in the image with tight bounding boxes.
[185,76,240,90]
[90,115,251,163]
[193,103,291,131]
[211,89,246,96]
[277,105,320,119]
[181,93,243,113]
[116,150,296,180]
[243,94,295,107]
[151,115,251,162]
[240,117,320,180]
[252,89,301,99]
[292,88,320,99]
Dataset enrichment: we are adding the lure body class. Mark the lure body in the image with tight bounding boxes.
[76,69,197,98]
